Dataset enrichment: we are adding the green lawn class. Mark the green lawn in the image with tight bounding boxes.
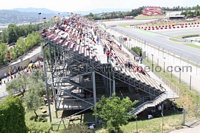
[25,105,52,132]
[95,113,183,133]
[169,38,182,42]
[118,23,131,27]
[24,55,200,133]
[134,14,165,20]
[185,43,200,49]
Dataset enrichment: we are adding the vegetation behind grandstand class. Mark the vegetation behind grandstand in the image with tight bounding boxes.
[86,5,200,20]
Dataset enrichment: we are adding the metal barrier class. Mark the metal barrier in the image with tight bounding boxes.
[111,30,180,97]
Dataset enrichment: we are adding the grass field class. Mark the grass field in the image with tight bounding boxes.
[169,38,182,42]
[118,23,131,27]
[134,14,165,20]
[30,60,200,133]
[185,43,200,49]
[135,18,200,28]
[23,54,200,133]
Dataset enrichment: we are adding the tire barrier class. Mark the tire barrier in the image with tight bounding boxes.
[136,22,200,31]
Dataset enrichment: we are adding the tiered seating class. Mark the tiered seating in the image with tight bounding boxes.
[41,14,166,114]
[98,28,164,92]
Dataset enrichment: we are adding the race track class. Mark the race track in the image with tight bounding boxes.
[104,20,200,63]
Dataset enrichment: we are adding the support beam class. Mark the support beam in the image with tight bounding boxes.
[42,43,52,122]
[109,72,112,96]
[113,73,115,95]
[92,72,97,123]
[48,44,58,118]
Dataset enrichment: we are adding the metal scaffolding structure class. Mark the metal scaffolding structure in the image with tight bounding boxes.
[40,15,179,124]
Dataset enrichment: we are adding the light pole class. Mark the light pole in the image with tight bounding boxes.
[163,57,166,72]
[179,67,181,83]
[58,13,60,24]
[190,75,192,90]
[151,54,154,72]
[38,12,41,31]
[162,48,164,58]
[161,103,164,133]
[171,70,173,78]
[43,17,46,29]
[183,107,186,125]
[196,61,200,75]
[135,115,138,133]
[38,12,41,23]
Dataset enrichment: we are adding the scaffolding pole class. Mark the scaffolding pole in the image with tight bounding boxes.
[42,43,52,122]
[92,72,97,123]
[48,44,58,118]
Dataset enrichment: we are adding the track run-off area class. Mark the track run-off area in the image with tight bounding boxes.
[103,19,200,63]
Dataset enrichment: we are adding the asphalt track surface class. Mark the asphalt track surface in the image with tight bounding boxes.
[103,19,155,26]
[104,20,200,63]
[104,20,200,133]
[152,28,200,37]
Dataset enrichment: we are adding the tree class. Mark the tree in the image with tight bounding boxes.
[0,95,27,133]
[28,70,46,97]
[1,29,8,43]
[0,43,7,65]
[29,69,44,83]
[6,70,46,121]
[15,37,26,55]
[93,95,137,132]
[24,86,43,121]
[23,70,46,121]
[10,47,17,60]
[6,74,28,96]
[7,24,19,44]
[131,46,142,57]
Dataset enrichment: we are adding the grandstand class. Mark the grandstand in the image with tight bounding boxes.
[142,6,163,16]
[40,14,179,123]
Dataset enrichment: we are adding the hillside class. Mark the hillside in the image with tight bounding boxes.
[0,10,37,25]
[75,8,131,15]
[0,8,70,25]
[13,7,58,14]
[0,7,132,25]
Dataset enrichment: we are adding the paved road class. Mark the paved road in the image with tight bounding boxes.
[111,26,200,63]
[103,19,156,26]
[170,120,200,133]
[152,27,200,37]
[0,46,41,98]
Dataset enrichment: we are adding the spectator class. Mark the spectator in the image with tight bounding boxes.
[8,69,11,76]
[106,50,110,63]
[139,56,143,64]
[148,114,153,119]
[119,44,122,50]
[103,45,107,54]
[110,45,113,52]
[4,73,7,78]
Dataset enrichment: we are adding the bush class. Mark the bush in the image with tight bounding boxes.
[131,46,142,56]
[62,124,94,133]
[0,95,27,133]
[26,121,51,133]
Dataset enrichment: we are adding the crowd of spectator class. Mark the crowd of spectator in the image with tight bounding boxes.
[96,25,147,76]
[39,14,164,92]
[0,60,42,85]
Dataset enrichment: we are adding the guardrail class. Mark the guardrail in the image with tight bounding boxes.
[0,92,9,100]
[109,27,180,97]
[0,47,41,79]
